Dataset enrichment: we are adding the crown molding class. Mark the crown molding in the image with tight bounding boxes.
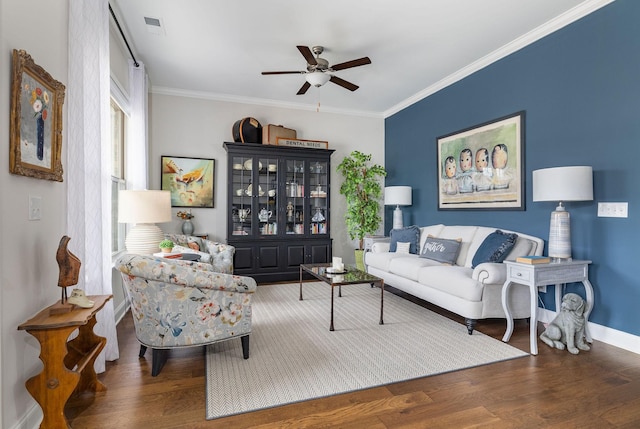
[383,0,615,118]
[150,86,384,119]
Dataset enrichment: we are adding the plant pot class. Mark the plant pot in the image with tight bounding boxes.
[161,247,173,253]
[355,249,365,271]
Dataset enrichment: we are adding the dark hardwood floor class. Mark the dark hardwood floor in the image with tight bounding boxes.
[66,284,640,428]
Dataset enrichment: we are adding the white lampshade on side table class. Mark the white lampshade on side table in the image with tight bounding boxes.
[384,186,412,230]
[533,166,593,261]
[118,190,172,254]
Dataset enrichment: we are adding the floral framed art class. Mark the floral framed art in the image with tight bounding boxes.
[10,49,66,182]
[437,111,525,210]
[161,156,215,207]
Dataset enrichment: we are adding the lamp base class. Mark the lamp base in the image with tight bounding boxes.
[548,203,572,260]
[125,223,164,255]
[392,206,404,230]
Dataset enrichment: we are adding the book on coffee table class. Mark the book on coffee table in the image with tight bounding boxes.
[516,255,551,264]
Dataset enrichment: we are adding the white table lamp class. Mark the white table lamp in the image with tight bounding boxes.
[533,166,593,261]
[118,190,172,254]
[384,186,412,230]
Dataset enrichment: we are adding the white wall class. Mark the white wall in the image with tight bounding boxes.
[148,93,385,265]
[1,2,69,428]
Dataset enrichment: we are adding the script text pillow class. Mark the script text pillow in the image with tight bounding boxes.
[419,236,462,265]
[389,226,420,254]
[471,230,518,268]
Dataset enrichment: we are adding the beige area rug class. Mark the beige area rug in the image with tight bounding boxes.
[206,281,527,420]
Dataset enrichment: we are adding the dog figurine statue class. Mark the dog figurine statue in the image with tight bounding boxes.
[539,293,591,355]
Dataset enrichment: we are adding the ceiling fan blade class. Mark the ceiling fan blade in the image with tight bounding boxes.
[329,75,359,92]
[262,71,303,75]
[297,45,317,66]
[297,81,311,95]
[331,57,371,71]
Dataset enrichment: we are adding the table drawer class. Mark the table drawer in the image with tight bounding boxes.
[508,265,532,282]
[537,266,586,284]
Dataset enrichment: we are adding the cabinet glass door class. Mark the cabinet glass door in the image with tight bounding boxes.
[309,161,328,235]
[230,155,253,236]
[285,159,306,235]
[257,157,278,236]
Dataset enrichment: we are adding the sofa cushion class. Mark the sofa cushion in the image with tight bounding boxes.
[417,265,481,301]
[388,255,441,281]
[389,226,420,254]
[365,251,405,272]
[437,226,479,267]
[419,236,462,265]
[505,236,535,261]
[471,230,518,268]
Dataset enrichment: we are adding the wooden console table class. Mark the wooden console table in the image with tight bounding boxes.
[18,295,112,429]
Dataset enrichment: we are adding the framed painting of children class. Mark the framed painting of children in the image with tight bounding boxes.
[437,111,525,210]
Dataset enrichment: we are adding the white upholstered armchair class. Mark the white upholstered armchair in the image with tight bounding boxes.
[115,254,256,376]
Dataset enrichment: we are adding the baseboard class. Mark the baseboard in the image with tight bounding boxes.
[114,297,129,325]
[9,403,41,429]
[538,308,640,355]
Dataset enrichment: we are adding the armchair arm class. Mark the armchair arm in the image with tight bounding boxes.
[472,262,507,285]
[116,254,255,293]
[202,240,235,274]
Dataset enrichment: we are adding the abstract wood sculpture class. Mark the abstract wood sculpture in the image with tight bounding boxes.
[54,236,81,312]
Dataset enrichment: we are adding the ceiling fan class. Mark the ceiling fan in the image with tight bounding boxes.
[262,45,371,95]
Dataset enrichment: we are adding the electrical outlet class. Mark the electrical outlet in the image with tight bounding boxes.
[29,195,42,220]
[598,202,628,218]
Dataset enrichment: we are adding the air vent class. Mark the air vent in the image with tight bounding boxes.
[144,16,165,35]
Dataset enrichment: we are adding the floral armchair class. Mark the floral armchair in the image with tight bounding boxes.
[163,233,235,274]
[115,254,256,376]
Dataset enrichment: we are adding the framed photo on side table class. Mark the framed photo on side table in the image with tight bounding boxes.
[437,111,525,210]
[161,156,215,207]
[10,49,66,182]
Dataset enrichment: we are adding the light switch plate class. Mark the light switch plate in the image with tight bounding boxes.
[597,202,628,218]
[29,195,42,220]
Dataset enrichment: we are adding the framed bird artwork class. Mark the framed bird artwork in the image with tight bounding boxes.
[161,156,215,207]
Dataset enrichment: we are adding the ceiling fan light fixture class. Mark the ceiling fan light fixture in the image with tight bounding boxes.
[306,71,330,87]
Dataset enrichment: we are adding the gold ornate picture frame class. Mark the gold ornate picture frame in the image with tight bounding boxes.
[10,49,65,182]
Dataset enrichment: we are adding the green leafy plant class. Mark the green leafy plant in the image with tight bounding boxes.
[337,151,387,250]
[159,239,174,249]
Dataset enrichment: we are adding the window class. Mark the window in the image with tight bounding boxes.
[111,99,126,253]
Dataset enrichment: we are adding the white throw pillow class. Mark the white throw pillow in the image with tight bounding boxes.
[396,241,411,254]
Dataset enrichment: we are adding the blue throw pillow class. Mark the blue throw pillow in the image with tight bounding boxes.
[389,226,420,254]
[471,230,518,268]
[419,236,462,265]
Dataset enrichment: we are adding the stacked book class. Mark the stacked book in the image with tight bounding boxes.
[516,255,551,264]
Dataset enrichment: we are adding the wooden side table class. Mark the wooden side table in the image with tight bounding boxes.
[501,260,593,355]
[18,295,112,429]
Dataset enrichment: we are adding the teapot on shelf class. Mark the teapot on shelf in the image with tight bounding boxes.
[237,208,251,222]
[258,208,272,222]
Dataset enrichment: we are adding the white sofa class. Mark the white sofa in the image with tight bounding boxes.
[365,224,544,334]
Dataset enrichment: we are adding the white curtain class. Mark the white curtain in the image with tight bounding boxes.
[67,0,119,373]
[127,60,149,190]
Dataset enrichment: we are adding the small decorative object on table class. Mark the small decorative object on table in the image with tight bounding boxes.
[159,239,174,253]
[177,210,194,235]
[53,235,82,314]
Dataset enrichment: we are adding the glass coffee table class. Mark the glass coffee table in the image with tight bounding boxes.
[299,263,384,331]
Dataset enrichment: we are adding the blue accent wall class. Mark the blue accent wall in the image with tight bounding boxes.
[384,0,640,336]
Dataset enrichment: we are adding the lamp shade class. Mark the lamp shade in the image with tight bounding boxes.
[532,166,593,261]
[384,186,412,206]
[118,190,172,254]
[305,71,331,87]
[532,166,593,202]
[118,190,172,224]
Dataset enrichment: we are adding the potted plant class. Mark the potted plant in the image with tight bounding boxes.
[337,151,387,269]
[159,239,175,253]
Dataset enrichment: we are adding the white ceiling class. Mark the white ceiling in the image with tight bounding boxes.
[110,0,609,117]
